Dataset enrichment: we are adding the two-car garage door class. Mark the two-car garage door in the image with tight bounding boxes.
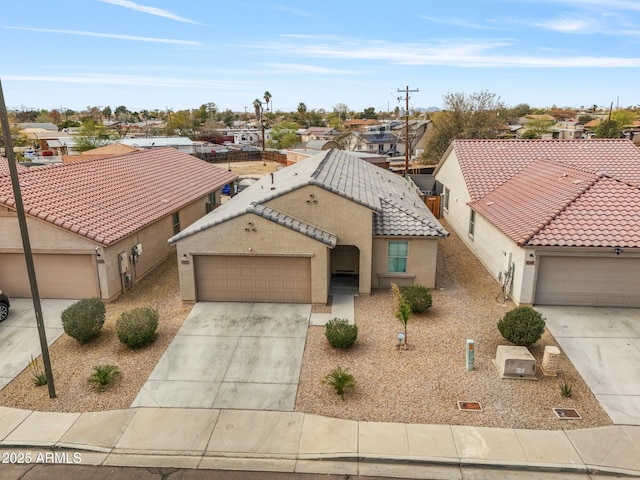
[535,256,640,307]
[194,255,311,303]
[0,253,99,299]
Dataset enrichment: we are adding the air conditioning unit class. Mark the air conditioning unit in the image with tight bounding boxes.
[494,345,537,380]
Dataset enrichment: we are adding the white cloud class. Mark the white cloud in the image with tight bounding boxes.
[4,26,201,46]
[534,17,595,33]
[98,0,203,25]
[253,36,640,68]
[548,0,640,10]
[3,73,249,89]
[261,63,357,75]
[273,5,312,17]
[420,15,496,30]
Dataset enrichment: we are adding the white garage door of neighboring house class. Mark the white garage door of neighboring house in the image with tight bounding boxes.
[0,253,99,299]
[535,256,640,307]
[194,255,311,303]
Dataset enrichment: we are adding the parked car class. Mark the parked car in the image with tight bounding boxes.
[0,290,9,322]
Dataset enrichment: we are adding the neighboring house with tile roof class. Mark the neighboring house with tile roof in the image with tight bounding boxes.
[434,139,640,307]
[63,143,139,162]
[0,148,236,300]
[170,149,448,304]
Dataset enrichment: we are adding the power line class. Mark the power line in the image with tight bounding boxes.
[397,85,419,176]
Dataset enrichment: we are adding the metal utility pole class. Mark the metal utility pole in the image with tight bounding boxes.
[397,85,419,176]
[0,79,56,397]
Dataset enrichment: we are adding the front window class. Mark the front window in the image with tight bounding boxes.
[172,212,180,235]
[468,210,476,238]
[388,241,408,273]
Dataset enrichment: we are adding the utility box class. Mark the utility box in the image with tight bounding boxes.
[494,345,537,380]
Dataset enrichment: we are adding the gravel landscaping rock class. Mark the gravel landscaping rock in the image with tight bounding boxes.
[294,220,613,430]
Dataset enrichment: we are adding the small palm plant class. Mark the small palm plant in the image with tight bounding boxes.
[560,380,573,398]
[29,356,47,387]
[88,364,121,391]
[323,366,355,400]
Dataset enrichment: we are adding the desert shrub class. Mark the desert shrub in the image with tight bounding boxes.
[325,318,358,349]
[399,285,432,313]
[88,364,121,391]
[323,366,355,400]
[116,307,159,349]
[61,298,106,343]
[497,306,545,346]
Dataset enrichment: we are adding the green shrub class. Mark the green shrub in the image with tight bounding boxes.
[61,298,106,343]
[399,285,432,313]
[323,366,355,400]
[88,364,121,391]
[560,381,573,398]
[497,306,545,346]
[116,307,159,349]
[325,318,358,349]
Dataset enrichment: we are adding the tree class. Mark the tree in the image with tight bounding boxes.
[101,106,112,121]
[391,283,411,350]
[75,119,116,152]
[421,90,505,164]
[361,107,378,120]
[263,91,272,112]
[521,118,554,139]
[267,121,299,149]
[333,103,349,122]
[253,98,262,119]
[594,119,622,138]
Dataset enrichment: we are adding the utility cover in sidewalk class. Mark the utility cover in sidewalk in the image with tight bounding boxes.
[457,401,483,411]
[553,408,581,420]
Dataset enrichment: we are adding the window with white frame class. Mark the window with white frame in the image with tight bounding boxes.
[468,210,476,238]
[388,241,408,273]
[443,187,450,211]
[172,212,180,235]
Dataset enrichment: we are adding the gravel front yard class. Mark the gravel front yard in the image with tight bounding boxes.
[0,218,612,430]
[294,220,612,430]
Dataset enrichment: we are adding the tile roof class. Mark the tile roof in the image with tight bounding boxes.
[527,177,640,248]
[0,148,237,246]
[170,149,447,244]
[247,203,337,247]
[444,139,640,248]
[0,157,29,176]
[445,139,640,201]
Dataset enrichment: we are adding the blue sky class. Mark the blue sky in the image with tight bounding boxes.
[1,0,639,113]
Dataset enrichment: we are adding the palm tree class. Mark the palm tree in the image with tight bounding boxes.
[263,91,272,113]
[253,98,262,119]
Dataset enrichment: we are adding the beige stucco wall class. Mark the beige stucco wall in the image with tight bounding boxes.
[436,152,533,305]
[175,212,330,303]
[372,236,439,289]
[0,194,214,301]
[265,185,373,295]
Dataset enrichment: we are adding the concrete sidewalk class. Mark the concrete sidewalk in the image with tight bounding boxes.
[1,406,639,477]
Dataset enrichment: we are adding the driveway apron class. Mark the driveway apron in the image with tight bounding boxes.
[538,306,640,425]
[132,302,310,411]
[0,298,75,390]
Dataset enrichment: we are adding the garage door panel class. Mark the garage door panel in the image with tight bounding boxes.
[0,253,98,299]
[535,257,640,307]
[195,255,310,303]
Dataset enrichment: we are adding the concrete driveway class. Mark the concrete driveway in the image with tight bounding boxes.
[0,298,76,390]
[132,302,310,411]
[537,306,640,425]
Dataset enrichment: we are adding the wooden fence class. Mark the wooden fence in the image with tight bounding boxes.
[195,150,287,165]
[425,195,441,218]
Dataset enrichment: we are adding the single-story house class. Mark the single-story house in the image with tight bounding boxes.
[170,149,448,304]
[119,137,195,154]
[0,148,236,300]
[434,139,640,307]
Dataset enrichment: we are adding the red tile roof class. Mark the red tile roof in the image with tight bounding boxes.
[0,157,29,175]
[446,139,640,248]
[470,159,599,246]
[0,148,237,245]
[449,139,640,201]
